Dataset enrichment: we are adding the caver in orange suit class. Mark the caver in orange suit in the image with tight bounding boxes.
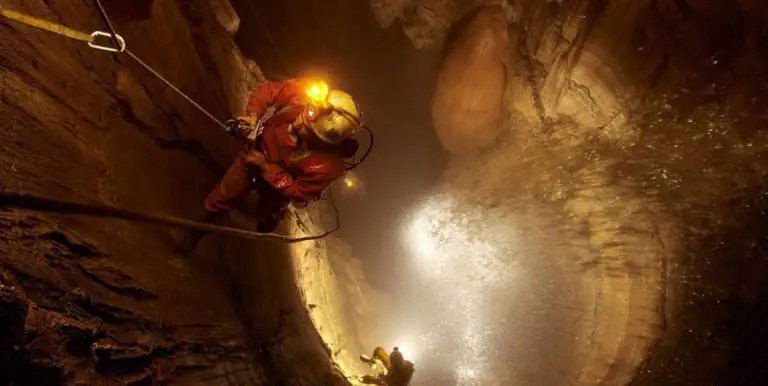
[177,78,363,253]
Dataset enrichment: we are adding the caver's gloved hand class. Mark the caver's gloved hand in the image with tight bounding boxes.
[224,116,258,138]
[224,119,246,135]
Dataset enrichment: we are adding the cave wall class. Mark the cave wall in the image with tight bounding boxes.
[0,0,344,384]
[431,5,509,154]
[279,205,397,382]
[495,5,768,384]
[372,0,768,384]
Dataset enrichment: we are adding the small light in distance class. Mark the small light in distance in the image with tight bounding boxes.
[340,172,365,197]
[393,337,421,363]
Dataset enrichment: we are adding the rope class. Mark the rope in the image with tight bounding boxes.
[92,0,228,129]
[90,0,341,242]
[0,2,343,243]
[0,192,337,244]
[243,0,293,76]
[0,2,226,129]
[124,49,228,129]
[93,0,121,51]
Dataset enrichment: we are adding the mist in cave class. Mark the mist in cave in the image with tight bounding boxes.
[233,0,768,385]
[2,0,768,385]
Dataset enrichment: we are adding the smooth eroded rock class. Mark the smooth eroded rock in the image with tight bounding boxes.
[431,6,508,154]
[210,0,241,35]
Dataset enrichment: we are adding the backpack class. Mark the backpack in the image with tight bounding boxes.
[402,360,415,381]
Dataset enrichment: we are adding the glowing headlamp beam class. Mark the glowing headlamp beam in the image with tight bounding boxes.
[306,81,329,103]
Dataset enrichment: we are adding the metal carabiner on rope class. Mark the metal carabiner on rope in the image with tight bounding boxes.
[88,30,125,52]
[1,3,227,129]
[1,2,342,242]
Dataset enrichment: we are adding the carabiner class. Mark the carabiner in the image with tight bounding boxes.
[88,30,126,52]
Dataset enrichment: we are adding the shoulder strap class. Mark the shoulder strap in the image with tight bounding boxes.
[248,105,297,142]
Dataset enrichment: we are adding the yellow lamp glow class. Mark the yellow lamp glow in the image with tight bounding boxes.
[306,81,329,103]
[339,172,366,197]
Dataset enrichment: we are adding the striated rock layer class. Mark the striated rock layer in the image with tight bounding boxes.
[373,0,768,384]
[0,0,344,384]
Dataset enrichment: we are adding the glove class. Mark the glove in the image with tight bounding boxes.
[224,118,252,136]
[225,115,261,137]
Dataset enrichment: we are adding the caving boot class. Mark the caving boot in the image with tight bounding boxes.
[171,211,228,255]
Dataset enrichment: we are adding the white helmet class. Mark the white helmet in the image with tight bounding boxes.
[302,81,364,144]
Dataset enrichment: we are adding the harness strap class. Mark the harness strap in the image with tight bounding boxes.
[1,7,90,41]
[0,7,125,52]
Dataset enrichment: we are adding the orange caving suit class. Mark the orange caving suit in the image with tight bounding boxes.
[203,78,348,232]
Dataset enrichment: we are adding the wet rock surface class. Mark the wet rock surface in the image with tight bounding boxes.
[0,213,257,384]
[3,0,768,384]
[0,0,342,384]
[373,0,768,384]
[369,0,515,49]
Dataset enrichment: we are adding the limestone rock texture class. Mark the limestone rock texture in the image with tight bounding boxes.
[431,6,509,154]
[373,0,768,384]
[285,207,396,380]
[369,0,516,49]
[0,0,349,384]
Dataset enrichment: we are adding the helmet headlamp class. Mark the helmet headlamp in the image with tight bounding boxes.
[305,81,330,106]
